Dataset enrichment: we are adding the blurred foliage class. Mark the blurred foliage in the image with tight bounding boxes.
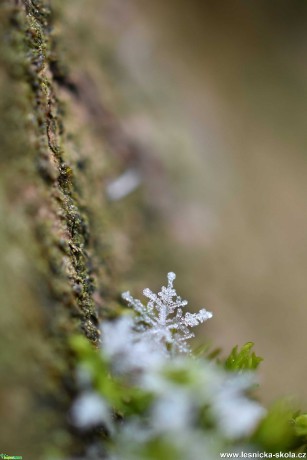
[253,402,298,453]
[70,331,307,457]
[70,335,153,416]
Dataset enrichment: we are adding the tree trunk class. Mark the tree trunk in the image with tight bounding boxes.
[0,1,137,457]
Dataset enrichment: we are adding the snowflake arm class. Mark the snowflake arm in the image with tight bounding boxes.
[122,272,213,354]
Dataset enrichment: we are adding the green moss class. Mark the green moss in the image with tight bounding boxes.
[16,0,106,342]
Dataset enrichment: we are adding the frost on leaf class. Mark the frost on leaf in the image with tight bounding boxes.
[122,272,212,354]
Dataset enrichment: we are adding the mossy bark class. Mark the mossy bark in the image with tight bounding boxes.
[0,1,131,458]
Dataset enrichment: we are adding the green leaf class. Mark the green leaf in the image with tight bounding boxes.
[224,342,263,371]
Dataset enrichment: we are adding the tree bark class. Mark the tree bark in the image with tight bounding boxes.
[0,1,134,457]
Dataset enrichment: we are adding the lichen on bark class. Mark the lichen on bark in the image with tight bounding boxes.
[0,0,133,457]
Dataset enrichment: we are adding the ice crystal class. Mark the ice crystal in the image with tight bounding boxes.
[72,272,266,460]
[101,316,164,376]
[122,272,212,354]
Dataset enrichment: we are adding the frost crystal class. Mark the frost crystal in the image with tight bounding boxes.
[101,316,164,376]
[122,272,212,354]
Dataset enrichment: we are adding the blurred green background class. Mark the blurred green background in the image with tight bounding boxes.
[63,0,307,404]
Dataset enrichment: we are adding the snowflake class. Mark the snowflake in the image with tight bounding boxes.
[122,272,213,354]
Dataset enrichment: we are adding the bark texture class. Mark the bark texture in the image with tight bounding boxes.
[0,1,135,457]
